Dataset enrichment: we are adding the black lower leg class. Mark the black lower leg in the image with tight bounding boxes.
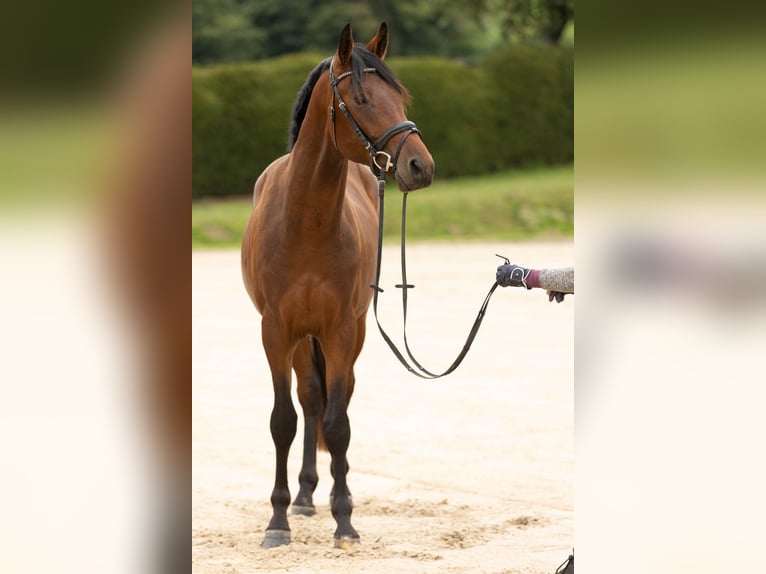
[263,384,297,546]
[323,389,358,544]
[292,416,319,513]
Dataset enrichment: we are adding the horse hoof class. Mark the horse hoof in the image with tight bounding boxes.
[291,504,316,516]
[261,529,291,549]
[334,535,360,550]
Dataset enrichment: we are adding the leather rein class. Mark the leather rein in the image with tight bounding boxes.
[329,59,501,379]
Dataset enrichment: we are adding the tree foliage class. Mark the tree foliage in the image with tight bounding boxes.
[192,0,265,63]
[192,0,573,65]
[499,0,574,44]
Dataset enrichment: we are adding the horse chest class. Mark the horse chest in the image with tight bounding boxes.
[274,276,357,333]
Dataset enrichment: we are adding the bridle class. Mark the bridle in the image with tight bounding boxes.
[329,57,501,379]
[329,58,420,179]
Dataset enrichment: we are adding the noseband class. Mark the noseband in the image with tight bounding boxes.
[329,58,421,179]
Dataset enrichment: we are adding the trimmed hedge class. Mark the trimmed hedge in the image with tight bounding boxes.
[481,42,574,167]
[389,57,495,178]
[192,53,325,198]
[193,44,572,198]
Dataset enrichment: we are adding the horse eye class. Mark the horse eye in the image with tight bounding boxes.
[353,94,367,105]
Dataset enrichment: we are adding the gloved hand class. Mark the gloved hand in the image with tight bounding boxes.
[547,291,566,303]
[496,263,531,288]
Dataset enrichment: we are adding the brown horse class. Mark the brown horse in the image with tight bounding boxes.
[241,22,434,549]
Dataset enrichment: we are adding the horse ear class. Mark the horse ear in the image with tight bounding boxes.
[337,23,354,67]
[366,22,389,59]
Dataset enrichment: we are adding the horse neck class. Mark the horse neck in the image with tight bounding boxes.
[285,80,351,232]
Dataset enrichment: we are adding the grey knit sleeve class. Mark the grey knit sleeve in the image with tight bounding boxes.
[538,267,574,294]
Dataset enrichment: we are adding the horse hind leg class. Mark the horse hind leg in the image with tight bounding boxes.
[291,337,327,516]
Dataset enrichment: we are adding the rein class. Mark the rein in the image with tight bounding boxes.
[330,59,502,379]
[370,188,502,379]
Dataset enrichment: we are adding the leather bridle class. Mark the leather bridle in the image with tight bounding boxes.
[329,58,421,179]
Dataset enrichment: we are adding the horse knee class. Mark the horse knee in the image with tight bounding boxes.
[322,407,350,454]
[270,401,297,447]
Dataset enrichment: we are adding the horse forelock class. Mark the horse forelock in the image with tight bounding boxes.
[287,46,408,151]
[347,45,408,104]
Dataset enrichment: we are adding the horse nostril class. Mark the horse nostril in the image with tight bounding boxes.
[403,156,433,189]
[409,157,423,177]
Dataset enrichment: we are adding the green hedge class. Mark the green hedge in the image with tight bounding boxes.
[481,42,574,167]
[389,57,495,178]
[192,53,325,198]
[193,44,572,198]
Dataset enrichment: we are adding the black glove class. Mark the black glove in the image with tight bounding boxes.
[496,263,531,288]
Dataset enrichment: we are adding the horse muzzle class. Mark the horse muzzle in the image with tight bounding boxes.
[371,120,434,191]
[395,151,434,191]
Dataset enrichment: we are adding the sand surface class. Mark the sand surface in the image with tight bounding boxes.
[193,242,573,573]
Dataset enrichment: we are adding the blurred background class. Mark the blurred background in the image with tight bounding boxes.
[191,0,574,247]
[1,1,189,573]
[576,2,766,573]
[193,0,574,63]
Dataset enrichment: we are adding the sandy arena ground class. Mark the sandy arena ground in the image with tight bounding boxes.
[193,242,573,573]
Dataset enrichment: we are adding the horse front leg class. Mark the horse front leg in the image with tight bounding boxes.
[260,319,297,549]
[323,315,366,549]
[324,381,358,548]
[327,315,364,510]
[291,338,325,516]
[322,328,361,549]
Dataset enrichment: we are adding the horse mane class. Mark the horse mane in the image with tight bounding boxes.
[287,57,332,152]
[287,46,409,151]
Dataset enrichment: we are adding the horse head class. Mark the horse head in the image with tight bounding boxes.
[330,22,434,191]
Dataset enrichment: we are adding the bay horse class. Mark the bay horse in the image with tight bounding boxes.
[241,22,434,549]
